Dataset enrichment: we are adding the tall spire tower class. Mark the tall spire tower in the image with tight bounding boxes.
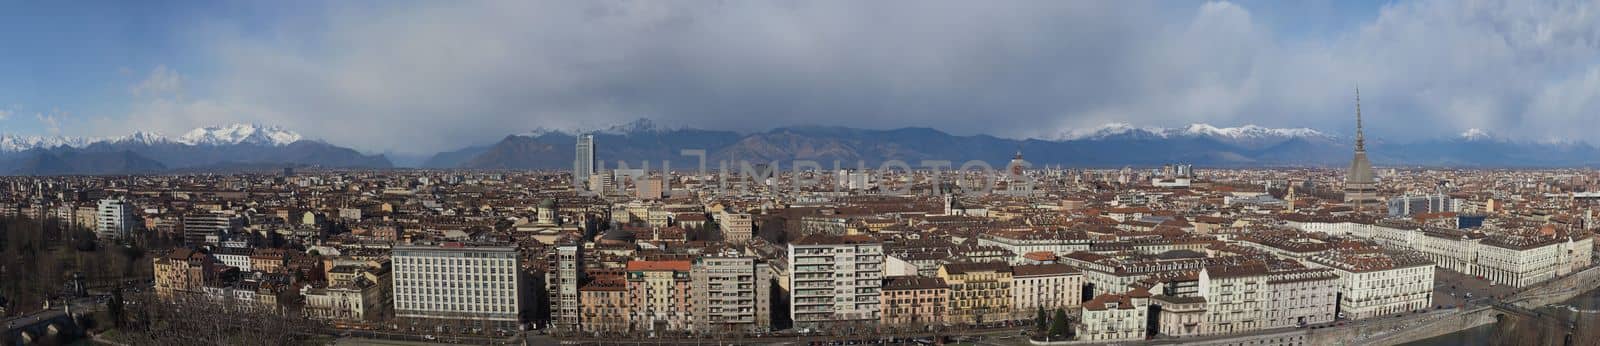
[1355,87,1365,152]
[1344,87,1379,212]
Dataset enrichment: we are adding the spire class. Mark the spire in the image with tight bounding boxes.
[1355,86,1365,152]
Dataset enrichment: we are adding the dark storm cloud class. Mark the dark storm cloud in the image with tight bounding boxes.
[107,0,1600,152]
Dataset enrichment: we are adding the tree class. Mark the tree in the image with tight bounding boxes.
[1036,307,1048,332]
[108,285,126,328]
[1049,308,1069,337]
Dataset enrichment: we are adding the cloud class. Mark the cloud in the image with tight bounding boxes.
[103,0,1600,153]
[36,109,67,134]
[0,108,10,121]
[129,65,184,97]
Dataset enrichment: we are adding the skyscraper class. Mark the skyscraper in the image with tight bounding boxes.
[1344,88,1379,212]
[574,134,596,189]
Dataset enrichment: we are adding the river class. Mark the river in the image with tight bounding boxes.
[1403,287,1600,346]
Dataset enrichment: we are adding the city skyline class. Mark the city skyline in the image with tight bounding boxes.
[4,0,1600,154]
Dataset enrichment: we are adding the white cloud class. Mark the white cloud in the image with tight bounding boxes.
[86,0,1600,153]
[35,109,66,134]
[129,65,184,97]
[0,108,10,121]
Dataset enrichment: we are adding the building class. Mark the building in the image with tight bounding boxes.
[549,244,584,333]
[636,177,665,200]
[879,276,948,330]
[212,247,254,271]
[690,252,772,334]
[938,262,1014,324]
[1012,263,1083,313]
[391,244,521,333]
[719,212,754,245]
[575,134,596,189]
[1388,194,1456,216]
[153,247,221,298]
[96,198,137,240]
[788,234,883,330]
[303,271,388,323]
[182,212,240,246]
[1078,291,1151,342]
[626,259,693,332]
[1344,89,1381,212]
[578,275,630,335]
[1307,249,1434,320]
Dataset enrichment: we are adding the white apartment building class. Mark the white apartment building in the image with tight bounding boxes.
[1078,291,1151,342]
[1307,250,1434,320]
[96,198,137,240]
[1011,263,1083,312]
[976,231,1091,264]
[690,252,773,333]
[1289,218,1591,288]
[392,244,521,332]
[787,234,883,330]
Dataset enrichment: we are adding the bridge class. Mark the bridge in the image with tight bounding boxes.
[1,310,79,345]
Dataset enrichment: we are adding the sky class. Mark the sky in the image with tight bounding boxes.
[2,0,1599,155]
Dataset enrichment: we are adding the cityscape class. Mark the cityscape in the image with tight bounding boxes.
[4,1,1600,346]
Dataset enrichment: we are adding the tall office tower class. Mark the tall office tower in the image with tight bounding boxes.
[96,198,137,240]
[1344,88,1380,212]
[574,134,596,189]
[788,234,883,330]
[392,244,521,333]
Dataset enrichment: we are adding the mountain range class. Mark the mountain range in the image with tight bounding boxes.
[5,120,1597,175]
[0,124,391,175]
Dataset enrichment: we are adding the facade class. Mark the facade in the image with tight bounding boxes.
[626,259,693,332]
[1388,194,1456,217]
[879,276,948,330]
[938,262,1014,325]
[550,244,584,333]
[787,234,884,329]
[391,244,521,332]
[182,212,240,246]
[720,212,754,245]
[303,274,387,323]
[690,253,772,334]
[1077,291,1151,342]
[578,275,631,335]
[96,198,137,240]
[1308,250,1434,320]
[153,247,220,297]
[212,247,254,271]
[1292,219,1591,288]
[1011,263,1083,313]
[579,134,598,189]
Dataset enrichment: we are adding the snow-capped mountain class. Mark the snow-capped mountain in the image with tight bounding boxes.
[110,131,173,145]
[177,124,303,146]
[1053,122,1171,140]
[1,123,304,152]
[1459,128,1494,141]
[516,118,683,138]
[598,118,680,135]
[1052,122,1332,141]
[1177,123,1329,140]
[0,123,389,174]
[0,135,94,152]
